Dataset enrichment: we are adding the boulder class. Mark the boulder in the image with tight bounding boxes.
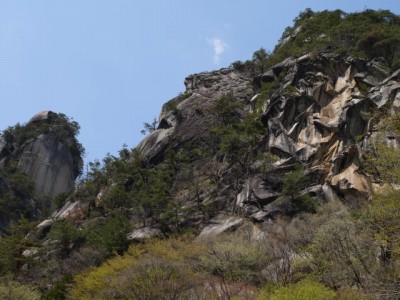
[198,215,243,239]
[52,200,89,221]
[127,227,162,241]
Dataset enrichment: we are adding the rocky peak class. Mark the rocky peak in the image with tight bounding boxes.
[138,67,254,164]
[0,111,84,198]
[136,51,400,226]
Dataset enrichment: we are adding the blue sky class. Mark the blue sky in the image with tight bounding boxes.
[0,1,399,164]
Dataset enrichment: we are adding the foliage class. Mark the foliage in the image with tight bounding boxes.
[54,192,70,209]
[210,93,266,169]
[140,117,158,135]
[0,164,36,223]
[258,278,336,300]
[257,152,279,173]
[252,48,270,73]
[207,93,268,212]
[162,91,190,120]
[0,280,41,300]
[365,141,400,184]
[82,148,173,226]
[279,165,317,213]
[0,218,39,278]
[256,9,400,70]
[2,112,84,177]
[309,211,373,289]
[199,231,270,283]
[68,236,205,300]
[85,213,132,255]
[43,273,73,300]
[360,190,400,262]
[363,111,400,185]
[211,93,243,126]
[48,220,83,258]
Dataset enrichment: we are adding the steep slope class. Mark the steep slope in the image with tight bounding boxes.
[2,9,400,299]
[134,52,400,230]
[0,111,84,226]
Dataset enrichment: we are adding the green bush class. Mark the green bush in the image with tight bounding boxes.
[256,9,400,71]
[85,214,132,255]
[48,221,83,258]
[199,232,270,283]
[258,279,336,300]
[0,281,41,300]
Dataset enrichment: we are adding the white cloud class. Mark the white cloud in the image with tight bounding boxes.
[207,37,227,64]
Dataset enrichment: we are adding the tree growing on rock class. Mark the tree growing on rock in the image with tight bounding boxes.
[252,48,270,73]
[279,165,316,213]
[141,117,158,135]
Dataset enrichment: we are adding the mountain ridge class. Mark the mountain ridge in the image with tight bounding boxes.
[1,8,400,299]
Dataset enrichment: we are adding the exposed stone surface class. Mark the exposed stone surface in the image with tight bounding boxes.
[29,110,52,123]
[37,199,89,231]
[52,200,89,221]
[138,67,253,164]
[0,111,82,198]
[136,52,400,231]
[198,215,244,239]
[259,53,400,204]
[127,227,162,240]
[18,134,75,197]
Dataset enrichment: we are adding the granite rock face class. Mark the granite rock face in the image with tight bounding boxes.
[137,52,400,226]
[258,53,399,204]
[138,67,254,164]
[18,133,75,197]
[0,111,83,198]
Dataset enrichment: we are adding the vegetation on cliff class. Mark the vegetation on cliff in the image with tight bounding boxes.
[1,8,400,299]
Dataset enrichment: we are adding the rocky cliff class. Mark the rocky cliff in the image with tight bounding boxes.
[0,111,83,225]
[3,9,400,298]
[136,52,400,230]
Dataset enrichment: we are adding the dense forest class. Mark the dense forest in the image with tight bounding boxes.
[1,8,400,299]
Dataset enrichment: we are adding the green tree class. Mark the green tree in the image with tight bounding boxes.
[48,221,83,258]
[310,213,372,289]
[0,218,39,279]
[361,190,400,263]
[86,214,132,255]
[211,93,243,127]
[141,117,158,135]
[199,230,270,297]
[252,48,270,73]
[280,165,316,213]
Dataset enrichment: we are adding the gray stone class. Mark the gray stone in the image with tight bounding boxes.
[251,211,271,222]
[198,215,243,239]
[127,227,162,240]
[261,69,276,83]
[52,199,88,221]
[18,134,75,197]
[28,111,52,123]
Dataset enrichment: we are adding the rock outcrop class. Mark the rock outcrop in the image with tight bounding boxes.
[18,132,76,197]
[138,67,254,164]
[0,111,83,216]
[137,52,400,224]
[257,53,399,205]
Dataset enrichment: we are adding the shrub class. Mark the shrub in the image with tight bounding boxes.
[85,214,132,256]
[0,281,41,300]
[68,236,205,299]
[258,278,336,300]
[199,231,270,284]
[48,221,83,258]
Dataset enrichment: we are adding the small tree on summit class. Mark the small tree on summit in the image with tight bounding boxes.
[252,47,270,73]
[141,118,158,135]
